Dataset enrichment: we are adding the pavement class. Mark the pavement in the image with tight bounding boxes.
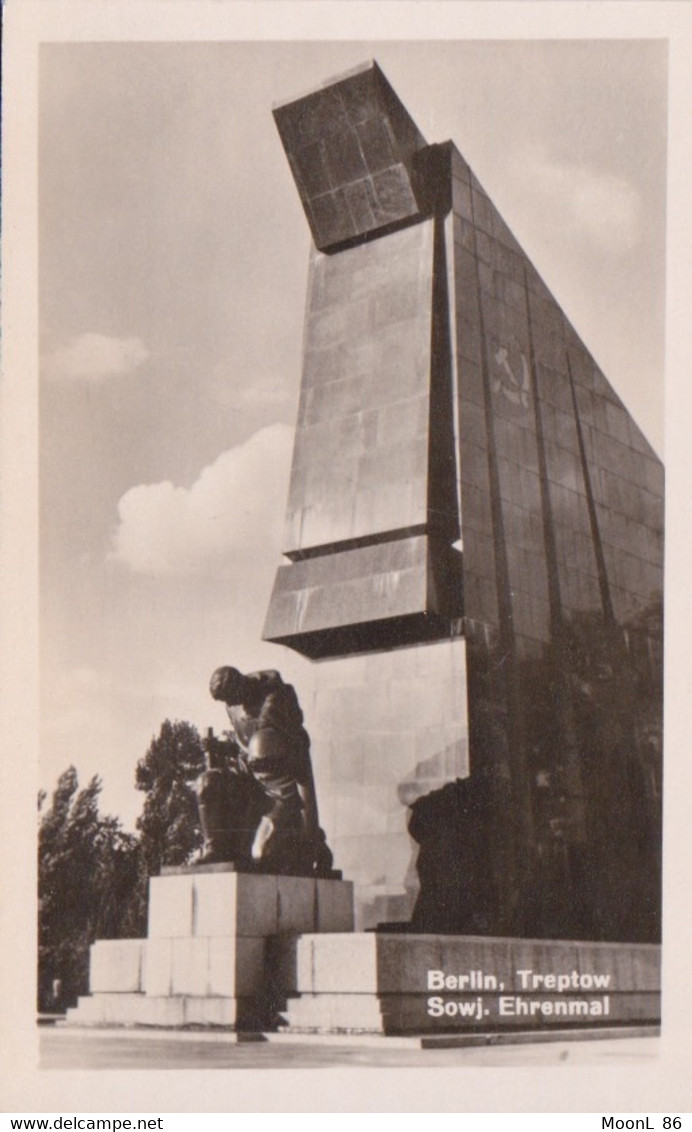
[39,1024,660,1070]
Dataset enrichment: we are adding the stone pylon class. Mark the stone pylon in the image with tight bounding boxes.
[262,61,663,942]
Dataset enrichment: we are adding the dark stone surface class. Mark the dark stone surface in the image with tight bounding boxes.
[263,535,463,656]
[446,136,663,940]
[379,992,661,1034]
[273,61,430,250]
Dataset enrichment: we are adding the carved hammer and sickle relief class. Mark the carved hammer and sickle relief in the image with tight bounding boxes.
[493,345,530,409]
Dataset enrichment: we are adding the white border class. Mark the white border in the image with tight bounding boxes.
[2,0,692,1114]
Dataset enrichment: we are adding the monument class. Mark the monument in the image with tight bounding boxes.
[66,61,662,1037]
[264,60,663,945]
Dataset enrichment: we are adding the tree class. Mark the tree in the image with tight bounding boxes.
[37,721,206,1010]
[135,719,205,876]
[38,767,141,1011]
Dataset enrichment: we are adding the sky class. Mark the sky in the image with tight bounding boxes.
[38,39,667,829]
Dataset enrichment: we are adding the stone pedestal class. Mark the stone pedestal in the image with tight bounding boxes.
[65,868,660,1037]
[276,934,661,1035]
[65,868,354,1029]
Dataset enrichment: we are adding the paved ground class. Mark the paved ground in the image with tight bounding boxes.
[40,1026,660,1070]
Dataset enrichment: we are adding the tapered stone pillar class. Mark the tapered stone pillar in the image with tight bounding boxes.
[264,61,663,941]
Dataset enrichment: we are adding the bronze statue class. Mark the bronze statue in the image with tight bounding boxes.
[196,666,334,877]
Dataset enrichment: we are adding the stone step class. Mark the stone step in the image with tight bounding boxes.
[66,993,260,1029]
[87,935,267,998]
[282,993,384,1032]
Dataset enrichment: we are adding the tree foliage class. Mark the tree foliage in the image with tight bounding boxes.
[38,719,208,1011]
[135,719,205,875]
[38,767,141,1011]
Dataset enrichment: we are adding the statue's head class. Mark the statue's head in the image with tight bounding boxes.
[209,666,244,704]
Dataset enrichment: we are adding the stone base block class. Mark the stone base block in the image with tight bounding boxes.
[90,939,146,993]
[281,990,662,1035]
[148,869,354,939]
[285,933,661,994]
[65,993,257,1029]
[275,933,662,1034]
[144,935,265,998]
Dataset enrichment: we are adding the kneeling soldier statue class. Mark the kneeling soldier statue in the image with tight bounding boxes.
[196,666,334,878]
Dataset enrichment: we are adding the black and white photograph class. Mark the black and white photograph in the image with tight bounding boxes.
[2,0,692,1117]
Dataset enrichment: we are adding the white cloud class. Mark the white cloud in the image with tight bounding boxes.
[43,332,149,382]
[513,149,643,254]
[110,423,294,576]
